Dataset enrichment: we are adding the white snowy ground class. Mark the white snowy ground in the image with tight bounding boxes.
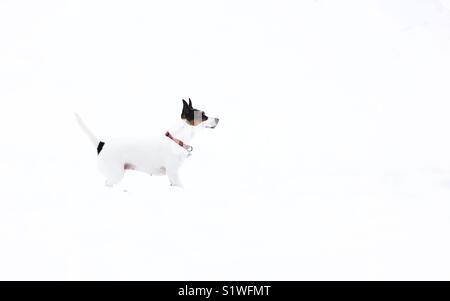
[1,0,450,280]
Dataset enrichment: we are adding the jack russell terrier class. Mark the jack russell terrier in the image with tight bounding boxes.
[75,99,219,187]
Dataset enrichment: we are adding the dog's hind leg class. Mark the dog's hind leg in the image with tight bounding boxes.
[99,163,125,187]
[104,171,125,187]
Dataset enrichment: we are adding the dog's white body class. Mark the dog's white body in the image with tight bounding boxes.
[75,108,218,187]
[97,121,195,187]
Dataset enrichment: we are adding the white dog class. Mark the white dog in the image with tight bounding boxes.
[75,99,219,187]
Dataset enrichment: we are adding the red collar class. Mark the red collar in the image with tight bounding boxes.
[165,131,193,153]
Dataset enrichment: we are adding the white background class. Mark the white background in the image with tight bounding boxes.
[1,0,450,280]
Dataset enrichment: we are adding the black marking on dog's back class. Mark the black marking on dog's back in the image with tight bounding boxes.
[97,141,105,155]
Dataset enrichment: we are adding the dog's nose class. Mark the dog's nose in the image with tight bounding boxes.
[215,118,220,124]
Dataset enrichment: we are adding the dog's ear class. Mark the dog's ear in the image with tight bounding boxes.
[182,99,191,118]
[188,98,193,108]
[182,99,189,109]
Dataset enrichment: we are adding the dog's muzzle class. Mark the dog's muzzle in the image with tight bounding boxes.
[207,118,219,129]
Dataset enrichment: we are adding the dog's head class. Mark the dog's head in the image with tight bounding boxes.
[181,98,219,129]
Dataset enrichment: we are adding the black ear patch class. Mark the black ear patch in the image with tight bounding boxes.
[188,98,193,108]
[182,99,189,109]
[181,99,194,120]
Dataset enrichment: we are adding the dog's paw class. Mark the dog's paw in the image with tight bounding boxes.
[170,183,184,188]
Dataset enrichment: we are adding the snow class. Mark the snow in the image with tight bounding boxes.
[0,0,449,280]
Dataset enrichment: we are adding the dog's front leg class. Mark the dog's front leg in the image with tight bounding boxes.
[167,166,183,188]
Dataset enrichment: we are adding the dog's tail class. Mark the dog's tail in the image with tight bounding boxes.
[74,113,100,147]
